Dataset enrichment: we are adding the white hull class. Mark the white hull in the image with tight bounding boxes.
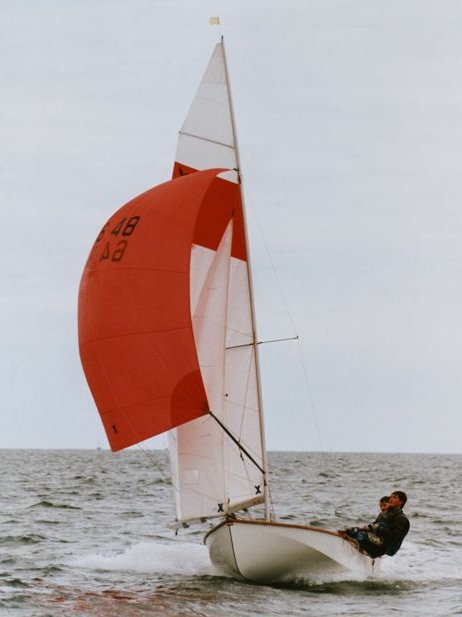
[205,519,378,584]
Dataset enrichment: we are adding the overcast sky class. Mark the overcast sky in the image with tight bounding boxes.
[1,0,462,454]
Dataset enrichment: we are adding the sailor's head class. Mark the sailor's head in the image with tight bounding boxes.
[389,491,407,508]
[379,496,389,512]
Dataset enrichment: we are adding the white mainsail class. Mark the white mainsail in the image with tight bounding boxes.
[175,42,237,177]
[169,42,267,524]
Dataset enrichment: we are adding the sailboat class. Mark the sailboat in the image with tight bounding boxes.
[78,39,377,584]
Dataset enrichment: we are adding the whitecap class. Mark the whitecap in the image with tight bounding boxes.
[71,540,216,577]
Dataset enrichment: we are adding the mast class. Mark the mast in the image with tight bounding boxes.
[221,38,271,521]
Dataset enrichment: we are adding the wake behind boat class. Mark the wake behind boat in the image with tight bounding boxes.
[78,39,377,584]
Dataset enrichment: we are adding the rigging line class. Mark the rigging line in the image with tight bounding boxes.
[233,349,278,521]
[208,411,266,478]
[265,473,277,520]
[223,401,268,460]
[237,345,256,454]
[235,409,265,508]
[242,187,325,452]
[294,341,324,451]
[135,442,170,479]
[220,219,234,505]
[226,335,299,350]
[258,335,299,345]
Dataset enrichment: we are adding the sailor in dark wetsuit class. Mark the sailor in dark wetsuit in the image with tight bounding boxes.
[341,491,410,558]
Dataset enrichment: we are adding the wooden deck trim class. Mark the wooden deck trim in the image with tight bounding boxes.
[204,516,342,543]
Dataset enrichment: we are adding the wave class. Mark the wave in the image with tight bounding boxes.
[272,539,462,590]
[71,537,462,587]
[72,540,216,577]
[375,540,462,582]
[0,534,45,546]
[29,500,81,510]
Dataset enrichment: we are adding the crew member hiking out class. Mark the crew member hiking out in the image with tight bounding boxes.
[339,490,410,559]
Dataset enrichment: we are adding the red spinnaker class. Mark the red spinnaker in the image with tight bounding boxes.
[78,169,242,451]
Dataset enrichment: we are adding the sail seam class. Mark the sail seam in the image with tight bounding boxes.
[80,325,192,344]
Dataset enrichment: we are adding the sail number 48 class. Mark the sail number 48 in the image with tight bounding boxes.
[96,216,140,263]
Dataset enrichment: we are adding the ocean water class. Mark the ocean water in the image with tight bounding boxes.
[1,449,461,616]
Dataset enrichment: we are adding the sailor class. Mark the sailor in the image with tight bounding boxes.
[340,491,410,558]
[372,495,389,524]
[378,495,389,514]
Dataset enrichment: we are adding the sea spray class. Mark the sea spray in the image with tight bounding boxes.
[73,540,216,577]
